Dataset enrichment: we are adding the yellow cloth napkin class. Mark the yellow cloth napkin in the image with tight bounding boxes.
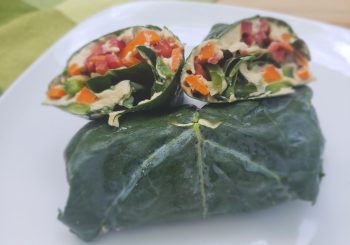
[0,0,214,93]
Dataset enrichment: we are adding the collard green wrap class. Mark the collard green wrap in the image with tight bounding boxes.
[181,16,313,103]
[44,25,184,126]
[59,86,324,241]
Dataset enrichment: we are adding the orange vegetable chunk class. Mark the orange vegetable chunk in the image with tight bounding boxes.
[170,48,182,71]
[76,87,97,105]
[297,67,310,80]
[197,42,216,62]
[281,32,291,42]
[48,86,66,100]
[120,30,161,58]
[68,63,82,76]
[263,65,282,83]
[185,75,210,96]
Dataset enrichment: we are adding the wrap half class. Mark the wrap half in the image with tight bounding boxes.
[59,86,324,241]
[181,16,313,103]
[45,26,184,126]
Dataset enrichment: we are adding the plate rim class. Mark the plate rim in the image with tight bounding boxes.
[1,1,349,244]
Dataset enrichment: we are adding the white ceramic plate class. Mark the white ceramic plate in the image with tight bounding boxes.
[1,2,349,244]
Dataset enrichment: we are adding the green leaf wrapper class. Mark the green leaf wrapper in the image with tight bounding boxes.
[59,86,324,241]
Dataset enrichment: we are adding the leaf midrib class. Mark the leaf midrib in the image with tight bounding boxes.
[99,128,195,232]
[193,122,208,218]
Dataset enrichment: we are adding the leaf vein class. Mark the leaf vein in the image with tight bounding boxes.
[205,139,281,182]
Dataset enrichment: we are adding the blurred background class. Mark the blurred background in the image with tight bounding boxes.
[218,0,349,28]
[0,0,348,94]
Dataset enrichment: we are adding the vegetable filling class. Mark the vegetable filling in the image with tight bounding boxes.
[46,27,183,115]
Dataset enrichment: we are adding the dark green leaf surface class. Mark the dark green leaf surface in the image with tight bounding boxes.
[60,86,324,241]
[137,46,157,66]
[86,62,155,94]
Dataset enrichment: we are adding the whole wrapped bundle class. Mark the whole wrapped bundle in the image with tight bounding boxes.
[45,26,184,126]
[59,86,324,241]
[181,16,312,103]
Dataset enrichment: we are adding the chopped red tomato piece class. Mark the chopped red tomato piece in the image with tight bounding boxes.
[85,60,95,73]
[259,18,270,33]
[194,58,209,80]
[255,19,270,46]
[84,43,125,74]
[106,53,122,69]
[95,60,109,75]
[242,33,254,46]
[84,55,105,74]
[107,37,126,51]
[91,44,104,56]
[241,18,270,47]
[268,41,289,63]
[241,20,252,34]
[254,31,268,46]
[241,20,254,46]
[152,40,172,58]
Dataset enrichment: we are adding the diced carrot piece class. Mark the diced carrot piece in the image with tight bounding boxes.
[197,42,216,63]
[142,30,161,43]
[76,86,97,105]
[47,86,66,100]
[89,55,106,62]
[85,60,95,73]
[153,40,172,58]
[120,30,161,58]
[185,75,210,96]
[122,54,141,67]
[281,32,291,42]
[281,42,294,53]
[170,47,182,71]
[263,64,282,83]
[297,67,310,80]
[68,63,82,76]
